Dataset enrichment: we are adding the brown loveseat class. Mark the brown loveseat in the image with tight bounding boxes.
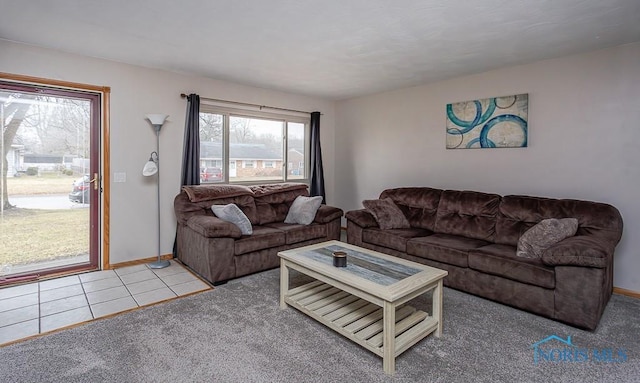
[175,183,343,284]
[346,187,623,330]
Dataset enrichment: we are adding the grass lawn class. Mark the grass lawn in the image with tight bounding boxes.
[1,175,91,270]
[0,208,89,267]
[7,174,79,195]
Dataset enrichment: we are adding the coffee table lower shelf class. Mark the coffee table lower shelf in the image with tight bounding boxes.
[284,280,438,359]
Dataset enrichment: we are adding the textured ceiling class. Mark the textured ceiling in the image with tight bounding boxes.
[1,0,639,100]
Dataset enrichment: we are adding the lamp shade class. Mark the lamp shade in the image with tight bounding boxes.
[146,114,168,126]
[143,160,158,176]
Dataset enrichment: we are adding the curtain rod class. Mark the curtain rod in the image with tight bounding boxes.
[180,93,315,115]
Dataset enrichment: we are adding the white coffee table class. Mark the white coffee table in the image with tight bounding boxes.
[278,240,448,374]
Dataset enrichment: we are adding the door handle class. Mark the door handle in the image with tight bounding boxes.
[89,173,99,190]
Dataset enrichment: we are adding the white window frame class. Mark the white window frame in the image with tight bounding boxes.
[243,160,255,169]
[199,103,310,184]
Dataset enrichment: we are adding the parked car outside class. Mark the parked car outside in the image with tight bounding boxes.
[200,167,223,182]
[69,174,90,204]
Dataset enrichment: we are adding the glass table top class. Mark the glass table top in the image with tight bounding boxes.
[295,244,423,286]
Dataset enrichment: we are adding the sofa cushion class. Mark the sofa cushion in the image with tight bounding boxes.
[211,204,253,235]
[469,244,556,289]
[363,198,411,230]
[434,190,500,241]
[380,187,443,231]
[252,184,309,225]
[182,184,252,202]
[186,216,242,238]
[174,191,259,225]
[362,227,433,253]
[249,183,308,197]
[516,218,578,258]
[265,222,327,245]
[542,236,609,268]
[284,195,323,225]
[407,233,490,268]
[234,226,286,255]
[494,195,623,246]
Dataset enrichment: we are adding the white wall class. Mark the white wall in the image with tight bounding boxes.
[335,42,640,292]
[2,38,638,292]
[0,40,336,265]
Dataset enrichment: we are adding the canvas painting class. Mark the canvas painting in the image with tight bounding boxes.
[446,94,528,149]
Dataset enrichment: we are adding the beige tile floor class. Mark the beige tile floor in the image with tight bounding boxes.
[0,260,211,345]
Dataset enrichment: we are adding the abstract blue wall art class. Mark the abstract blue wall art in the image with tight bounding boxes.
[446,94,528,149]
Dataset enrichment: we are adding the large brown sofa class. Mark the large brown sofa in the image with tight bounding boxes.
[175,183,343,284]
[346,187,623,330]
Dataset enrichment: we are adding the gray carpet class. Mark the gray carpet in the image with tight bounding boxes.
[1,268,639,383]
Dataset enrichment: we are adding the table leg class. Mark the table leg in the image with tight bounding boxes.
[280,259,289,309]
[383,301,396,374]
[433,279,443,337]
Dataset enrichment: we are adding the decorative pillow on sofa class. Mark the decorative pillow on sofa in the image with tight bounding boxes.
[284,195,323,225]
[362,198,410,230]
[516,218,579,258]
[211,204,253,235]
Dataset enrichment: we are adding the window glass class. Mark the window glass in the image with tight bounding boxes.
[199,107,308,184]
[229,116,283,183]
[287,122,305,179]
[199,113,224,183]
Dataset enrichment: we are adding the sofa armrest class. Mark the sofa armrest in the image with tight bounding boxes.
[345,209,378,228]
[541,236,611,268]
[186,215,243,239]
[313,205,343,224]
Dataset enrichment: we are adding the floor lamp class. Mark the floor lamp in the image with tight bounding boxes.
[143,114,170,269]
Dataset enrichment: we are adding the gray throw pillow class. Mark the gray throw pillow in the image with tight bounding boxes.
[362,198,410,230]
[211,203,253,235]
[284,195,323,225]
[516,218,579,258]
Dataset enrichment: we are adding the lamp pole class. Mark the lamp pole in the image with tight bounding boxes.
[146,114,170,269]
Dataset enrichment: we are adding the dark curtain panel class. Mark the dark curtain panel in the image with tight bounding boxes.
[175,93,200,258]
[181,94,200,186]
[309,111,326,203]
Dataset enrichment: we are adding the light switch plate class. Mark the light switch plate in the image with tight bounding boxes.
[113,172,126,183]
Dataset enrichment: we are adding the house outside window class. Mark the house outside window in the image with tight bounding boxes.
[287,149,304,177]
[199,105,309,183]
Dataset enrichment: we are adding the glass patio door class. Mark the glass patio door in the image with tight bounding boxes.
[0,81,101,284]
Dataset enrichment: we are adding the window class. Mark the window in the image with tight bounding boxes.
[287,122,306,180]
[200,159,222,168]
[199,112,224,183]
[199,105,309,183]
[0,76,105,280]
